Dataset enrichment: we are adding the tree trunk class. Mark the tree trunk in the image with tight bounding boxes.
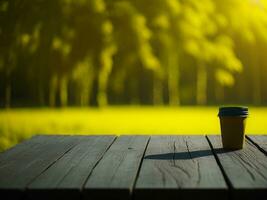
[196,62,207,105]
[97,74,108,107]
[215,82,224,104]
[252,66,261,105]
[81,89,89,107]
[97,48,114,107]
[5,80,11,108]
[80,78,93,107]
[167,53,180,106]
[59,75,68,107]
[251,44,261,105]
[38,80,45,106]
[153,74,163,105]
[49,75,58,107]
[129,80,139,105]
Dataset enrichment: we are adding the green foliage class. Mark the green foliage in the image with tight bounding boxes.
[1,0,267,106]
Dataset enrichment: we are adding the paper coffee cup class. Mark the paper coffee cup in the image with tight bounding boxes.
[218,106,248,150]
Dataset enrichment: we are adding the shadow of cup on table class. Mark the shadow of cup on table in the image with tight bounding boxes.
[144,148,235,160]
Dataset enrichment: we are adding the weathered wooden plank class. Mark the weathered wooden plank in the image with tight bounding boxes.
[0,135,48,164]
[83,136,149,200]
[247,135,267,155]
[134,136,227,200]
[26,136,116,200]
[207,135,267,200]
[0,135,53,199]
[0,135,83,199]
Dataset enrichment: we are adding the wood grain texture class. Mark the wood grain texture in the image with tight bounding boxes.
[247,135,267,155]
[0,135,46,164]
[207,135,267,200]
[0,135,83,199]
[26,136,115,200]
[83,136,149,200]
[1,135,267,200]
[134,136,227,200]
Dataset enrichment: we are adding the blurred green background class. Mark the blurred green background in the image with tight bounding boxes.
[1,0,267,151]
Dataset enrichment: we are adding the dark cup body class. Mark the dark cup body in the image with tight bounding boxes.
[218,107,248,150]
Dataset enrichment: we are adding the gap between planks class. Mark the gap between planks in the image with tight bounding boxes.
[131,136,151,194]
[205,135,233,199]
[245,135,267,156]
[26,142,78,188]
[81,136,118,189]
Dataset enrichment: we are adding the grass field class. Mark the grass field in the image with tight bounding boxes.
[0,106,266,151]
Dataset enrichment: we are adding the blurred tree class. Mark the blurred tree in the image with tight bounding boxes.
[68,0,116,107]
[0,0,25,107]
[72,55,94,106]
[1,0,267,107]
[133,0,181,105]
[181,0,242,105]
[215,0,267,104]
[108,0,160,105]
[14,0,68,107]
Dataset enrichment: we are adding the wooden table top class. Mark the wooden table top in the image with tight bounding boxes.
[0,135,266,200]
